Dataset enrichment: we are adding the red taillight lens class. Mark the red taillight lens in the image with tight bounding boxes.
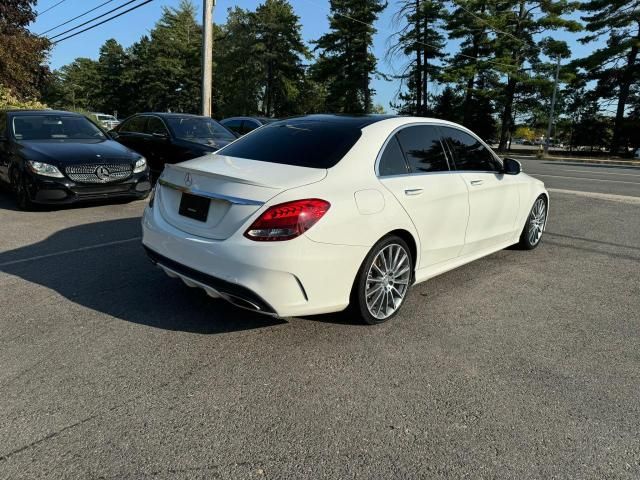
[244,199,331,241]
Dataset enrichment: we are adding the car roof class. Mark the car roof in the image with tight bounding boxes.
[4,109,83,116]
[273,114,401,128]
[135,112,210,119]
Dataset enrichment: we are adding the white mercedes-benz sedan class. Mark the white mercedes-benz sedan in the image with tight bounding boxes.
[142,115,548,324]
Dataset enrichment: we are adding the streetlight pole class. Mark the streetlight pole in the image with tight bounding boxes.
[544,55,561,156]
[201,0,215,117]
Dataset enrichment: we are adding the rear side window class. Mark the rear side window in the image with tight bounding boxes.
[378,135,409,176]
[217,120,362,169]
[396,125,449,173]
[441,126,502,172]
[120,116,147,133]
[240,120,260,135]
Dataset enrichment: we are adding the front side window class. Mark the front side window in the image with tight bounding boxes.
[0,113,7,138]
[396,125,450,173]
[120,116,147,133]
[378,135,409,176]
[166,117,235,144]
[441,126,502,172]
[146,117,169,136]
[12,115,106,141]
[217,120,362,169]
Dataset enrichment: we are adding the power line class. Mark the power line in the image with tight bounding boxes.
[52,0,155,44]
[37,0,69,17]
[49,0,145,40]
[39,0,118,35]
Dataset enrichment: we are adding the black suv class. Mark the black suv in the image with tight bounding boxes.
[0,110,151,209]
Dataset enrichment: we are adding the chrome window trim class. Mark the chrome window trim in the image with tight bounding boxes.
[158,178,264,206]
[439,124,504,172]
[374,121,503,177]
[374,121,453,177]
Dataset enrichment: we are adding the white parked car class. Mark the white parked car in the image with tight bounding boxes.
[142,115,548,324]
[90,113,120,130]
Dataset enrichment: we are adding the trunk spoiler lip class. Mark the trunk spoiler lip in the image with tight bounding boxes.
[158,178,264,206]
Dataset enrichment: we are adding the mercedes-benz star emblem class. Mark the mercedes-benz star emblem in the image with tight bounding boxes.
[95,166,111,181]
[184,172,193,187]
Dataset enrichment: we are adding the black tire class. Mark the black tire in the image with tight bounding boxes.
[11,169,33,211]
[516,195,547,250]
[350,235,413,325]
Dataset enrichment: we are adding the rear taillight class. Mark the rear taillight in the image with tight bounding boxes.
[244,199,331,241]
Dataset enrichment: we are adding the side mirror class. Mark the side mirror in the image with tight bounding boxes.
[503,157,521,175]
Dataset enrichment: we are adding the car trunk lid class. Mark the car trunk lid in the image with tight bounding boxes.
[157,154,327,240]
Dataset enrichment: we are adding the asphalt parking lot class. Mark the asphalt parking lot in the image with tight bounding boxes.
[1,159,639,479]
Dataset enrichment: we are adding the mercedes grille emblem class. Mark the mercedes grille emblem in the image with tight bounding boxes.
[95,166,111,181]
[184,172,193,187]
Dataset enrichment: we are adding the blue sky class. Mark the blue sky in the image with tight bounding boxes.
[30,0,598,111]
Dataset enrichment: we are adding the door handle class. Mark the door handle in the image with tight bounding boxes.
[470,180,484,186]
[404,188,424,196]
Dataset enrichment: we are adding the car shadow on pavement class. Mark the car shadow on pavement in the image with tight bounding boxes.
[0,217,286,334]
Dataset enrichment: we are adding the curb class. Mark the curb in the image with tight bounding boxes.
[502,154,640,167]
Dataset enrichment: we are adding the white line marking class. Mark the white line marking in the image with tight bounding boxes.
[562,169,640,177]
[0,237,141,268]
[548,188,640,204]
[531,173,640,185]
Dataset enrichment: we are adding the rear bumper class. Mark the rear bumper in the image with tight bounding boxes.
[144,246,278,316]
[26,171,151,204]
[141,203,369,318]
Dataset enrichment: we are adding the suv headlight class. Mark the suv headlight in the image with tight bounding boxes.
[133,157,147,173]
[27,161,64,178]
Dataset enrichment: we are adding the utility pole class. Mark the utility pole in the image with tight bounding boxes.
[544,55,561,156]
[201,0,215,117]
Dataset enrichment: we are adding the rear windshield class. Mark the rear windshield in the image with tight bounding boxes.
[217,120,362,168]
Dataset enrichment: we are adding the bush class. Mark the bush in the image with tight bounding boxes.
[0,84,47,110]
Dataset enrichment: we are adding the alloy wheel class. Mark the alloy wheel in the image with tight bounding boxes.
[528,198,547,246]
[365,243,411,320]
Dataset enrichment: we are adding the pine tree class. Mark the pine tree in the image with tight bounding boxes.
[444,0,496,129]
[212,7,262,117]
[97,39,127,116]
[578,0,640,154]
[253,0,310,116]
[0,0,50,99]
[388,0,447,115]
[492,1,581,151]
[313,0,387,113]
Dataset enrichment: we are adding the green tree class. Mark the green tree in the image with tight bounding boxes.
[313,0,387,113]
[134,0,203,113]
[492,1,581,151]
[0,0,50,100]
[52,58,101,111]
[212,7,262,117]
[578,0,640,154]
[388,0,447,115]
[253,0,310,117]
[443,0,497,132]
[96,39,128,116]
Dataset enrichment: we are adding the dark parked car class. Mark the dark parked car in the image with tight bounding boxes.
[110,113,237,180]
[220,116,278,136]
[0,110,151,209]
